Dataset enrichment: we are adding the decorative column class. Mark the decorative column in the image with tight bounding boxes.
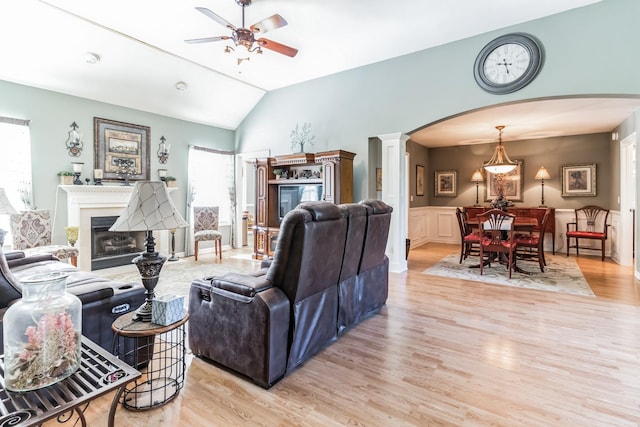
[379,132,409,273]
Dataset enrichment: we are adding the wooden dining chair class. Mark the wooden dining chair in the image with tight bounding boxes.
[515,208,551,272]
[455,208,481,263]
[566,205,610,261]
[477,209,518,278]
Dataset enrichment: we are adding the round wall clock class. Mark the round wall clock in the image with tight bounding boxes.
[473,33,543,94]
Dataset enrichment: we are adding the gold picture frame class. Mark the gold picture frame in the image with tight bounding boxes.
[562,163,596,196]
[485,159,524,202]
[94,118,150,182]
[416,165,425,196]
[435,170,456,197]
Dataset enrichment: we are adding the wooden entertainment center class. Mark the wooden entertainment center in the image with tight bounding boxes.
[252,150,356,259]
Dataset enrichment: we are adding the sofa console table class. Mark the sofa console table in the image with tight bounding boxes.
[464,207,556,254]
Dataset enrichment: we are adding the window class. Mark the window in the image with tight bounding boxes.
[188,146,234,224]
[0,117,33,244]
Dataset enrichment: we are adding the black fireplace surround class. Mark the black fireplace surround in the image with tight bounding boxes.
[91,216,145,270]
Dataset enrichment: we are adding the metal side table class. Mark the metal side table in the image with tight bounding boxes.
[0,337,141,427]
[112,312,188,411]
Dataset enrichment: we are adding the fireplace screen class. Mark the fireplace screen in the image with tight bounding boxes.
[91,216,145,270]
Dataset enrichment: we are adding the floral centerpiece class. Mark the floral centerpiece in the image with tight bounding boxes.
[490,186,514,211]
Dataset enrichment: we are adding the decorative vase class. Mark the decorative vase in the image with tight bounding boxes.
[3,271,82,392]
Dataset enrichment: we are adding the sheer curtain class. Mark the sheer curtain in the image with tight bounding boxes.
[0,117,33,246]
[184,145,235,257]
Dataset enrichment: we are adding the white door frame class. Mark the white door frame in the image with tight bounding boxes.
[619,133,636,266]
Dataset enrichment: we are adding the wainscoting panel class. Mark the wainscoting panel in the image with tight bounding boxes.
[408,207,616,261]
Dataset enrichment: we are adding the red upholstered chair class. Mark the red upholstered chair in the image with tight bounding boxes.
[515,208,552,272]
[566,206,610,261]
[477,209,518,278]
[455,208,480,263]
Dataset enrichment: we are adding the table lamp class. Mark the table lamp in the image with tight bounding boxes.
[535,166,551,207]
[0,188,18,246]
[470,169,484,207]
[109,181,188,322]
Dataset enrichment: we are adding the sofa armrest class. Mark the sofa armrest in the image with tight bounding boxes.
[206,272,273,297]
[8,253,58,269]
[4,251,25,261]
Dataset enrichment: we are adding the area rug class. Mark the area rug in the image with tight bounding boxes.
[94,254,262,302]
[422,252,594,296]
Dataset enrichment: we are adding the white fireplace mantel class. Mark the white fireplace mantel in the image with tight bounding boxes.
[59,185,176,271]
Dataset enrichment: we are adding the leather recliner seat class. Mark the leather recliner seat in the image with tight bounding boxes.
[188,199,393,388]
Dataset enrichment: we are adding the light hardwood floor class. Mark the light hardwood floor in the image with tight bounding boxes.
[63,244,640,426]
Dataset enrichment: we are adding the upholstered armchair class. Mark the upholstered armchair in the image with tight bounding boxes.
[566,205,610,261]
[193,206,223,261]
[9,209,79,266]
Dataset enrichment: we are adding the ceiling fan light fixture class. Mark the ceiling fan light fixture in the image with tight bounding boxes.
[483,125,518,174]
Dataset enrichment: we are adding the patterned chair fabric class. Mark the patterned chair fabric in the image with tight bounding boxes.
[9,210,79,265]
[193,206,223,261]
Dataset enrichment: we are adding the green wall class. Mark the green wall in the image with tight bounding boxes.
[236,0,640,204]
[426,134,611,208]
[0,79,234,249]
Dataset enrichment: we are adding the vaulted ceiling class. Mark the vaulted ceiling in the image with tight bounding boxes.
[5,0,635,145]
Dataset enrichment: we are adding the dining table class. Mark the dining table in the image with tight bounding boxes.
[465,216,539,274]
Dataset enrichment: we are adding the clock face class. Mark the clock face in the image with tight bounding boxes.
[474,33,543,94]
[483,43,531,84]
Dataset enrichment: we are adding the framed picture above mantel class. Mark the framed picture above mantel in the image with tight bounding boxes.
[93,117,150,182]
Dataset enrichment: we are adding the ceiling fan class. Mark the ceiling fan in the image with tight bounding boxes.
[185,0,298,64]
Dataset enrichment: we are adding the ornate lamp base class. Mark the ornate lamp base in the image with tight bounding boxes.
[132,232,167,322]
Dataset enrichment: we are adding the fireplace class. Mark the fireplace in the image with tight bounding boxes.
[91,216,145,270]
[60,185,173,271]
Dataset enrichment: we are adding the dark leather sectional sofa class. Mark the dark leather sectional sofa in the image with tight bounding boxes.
[0,237,146,353]
[188,199,392,388]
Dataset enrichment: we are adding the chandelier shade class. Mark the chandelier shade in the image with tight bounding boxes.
[483,125,517,174]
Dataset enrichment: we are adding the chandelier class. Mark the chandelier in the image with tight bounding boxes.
[483,125,517,174]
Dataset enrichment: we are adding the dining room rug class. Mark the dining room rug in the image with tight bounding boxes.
[422,252,594,296]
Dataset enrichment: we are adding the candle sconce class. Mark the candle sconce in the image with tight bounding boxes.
[94,169,103,186]
[157,136,170,164]
[158,168,168,182]
[71,162,84,185]
[65,122,83,157]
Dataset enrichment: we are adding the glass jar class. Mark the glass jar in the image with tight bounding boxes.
[3,271,82,392]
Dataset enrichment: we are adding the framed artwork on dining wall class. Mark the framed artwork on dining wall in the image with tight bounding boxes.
[416,165,425,196]
[485,159,524,202]
[561,163,596,196]
[94,117,151,182]
[434,170,457,197]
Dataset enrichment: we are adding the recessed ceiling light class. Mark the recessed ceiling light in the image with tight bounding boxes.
[175,81,188,91]
[84,52,100,64]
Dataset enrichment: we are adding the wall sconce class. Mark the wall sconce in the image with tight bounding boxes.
[71,162,84,185]
[65,122,83,157]
[157,136,170,164]
[535,166,551,207]
[158,168,168,182]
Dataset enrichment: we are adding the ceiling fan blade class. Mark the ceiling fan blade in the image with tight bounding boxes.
[195,7,236,31]
[250,14,287,34]
[185,36,230,44]
[257,38,298,57]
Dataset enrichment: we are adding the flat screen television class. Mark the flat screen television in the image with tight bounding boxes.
[279,184,323,221]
